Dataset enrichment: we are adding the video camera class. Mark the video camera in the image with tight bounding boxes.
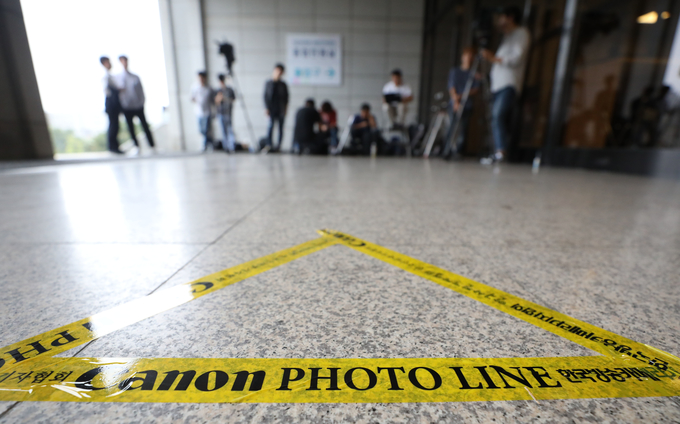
[218,42,235,73]
[472,8,495,49]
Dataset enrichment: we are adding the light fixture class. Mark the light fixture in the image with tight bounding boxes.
[661,11,671,19]
[637,11,658,24]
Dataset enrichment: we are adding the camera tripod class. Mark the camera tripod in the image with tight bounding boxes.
[420,92,449,158]
[218,42,257,151]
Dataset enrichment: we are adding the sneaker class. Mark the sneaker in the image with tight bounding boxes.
[127,146,140,156]
[480,151,504,165]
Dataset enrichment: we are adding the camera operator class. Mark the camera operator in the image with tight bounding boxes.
[481,6,530,163]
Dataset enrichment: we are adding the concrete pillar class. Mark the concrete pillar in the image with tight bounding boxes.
[0,0,53,160]
[158,0,207,152]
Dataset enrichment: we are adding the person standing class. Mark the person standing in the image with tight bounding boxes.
[481,7,530,163]
[445,47,479,158]
[100,56,123,154]
[191,71,215,151]
[382,69,413,129]
[263,63,289,152]
[215,74,236,153]
[118,55,155,153]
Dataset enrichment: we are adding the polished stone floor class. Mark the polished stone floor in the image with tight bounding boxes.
[0,154,678,423]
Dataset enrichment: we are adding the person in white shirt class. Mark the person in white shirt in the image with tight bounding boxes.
[481,7,530,163]
[100,56,123,154]
[191,71,215,151]
[118,55,155,151]
[382,69,413,129]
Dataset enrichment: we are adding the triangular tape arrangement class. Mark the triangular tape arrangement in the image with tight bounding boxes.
[0,231,677,403]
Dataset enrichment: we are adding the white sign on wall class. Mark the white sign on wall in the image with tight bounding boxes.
[286,34,342,86]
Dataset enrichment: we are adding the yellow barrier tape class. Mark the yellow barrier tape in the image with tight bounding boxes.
[0,236,337,372]
[1,230,678,404]
[319,230,680,372]
[0,356,677,403]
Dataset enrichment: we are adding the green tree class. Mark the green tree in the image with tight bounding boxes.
[49,127,109,154]
[49,119,151,154]
[49,128,70,153]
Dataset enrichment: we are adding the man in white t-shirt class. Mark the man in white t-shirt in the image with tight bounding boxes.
[191,71,215,151]
[382,69,413,129]
[481,7,530,163]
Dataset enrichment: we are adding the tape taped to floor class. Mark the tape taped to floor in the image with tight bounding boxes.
[0,236,337,372]
[319,230,680,372]
[0,230,678,404]
[0,356,677,403]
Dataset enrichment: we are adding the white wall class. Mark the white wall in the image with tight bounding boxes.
[160,0,424,151]
[159,0,206,151]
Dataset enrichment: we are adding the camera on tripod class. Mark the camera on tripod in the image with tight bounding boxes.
[215,41,258,150]
[218,42,235,73]
[472,8,495,49]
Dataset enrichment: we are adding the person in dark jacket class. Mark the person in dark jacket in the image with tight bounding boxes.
[100,56,123,154]
[293,98,323,154]
[351,103,379,155]
[263,63,289,151]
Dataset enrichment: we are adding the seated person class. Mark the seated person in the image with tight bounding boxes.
[382,68,413,129]
[319,101,338,148]
[351,103,379,154]
[293,98,324,154]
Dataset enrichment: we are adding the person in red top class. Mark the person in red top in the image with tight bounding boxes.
[319,101,338,148]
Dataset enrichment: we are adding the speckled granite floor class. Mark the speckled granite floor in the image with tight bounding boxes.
[0,155,678,423]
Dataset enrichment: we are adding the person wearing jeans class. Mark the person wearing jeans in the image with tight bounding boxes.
[198,115,213,150]
[445,47,479,157]
[263,63,289,151]
[215,74,236,152]
[481,7,530,163]
[191,71,215,151]
[491,87,516,154]
[267,112,285,151]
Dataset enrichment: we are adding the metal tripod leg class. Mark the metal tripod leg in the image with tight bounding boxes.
[230,71,257,152]
[478,65,496,159]
[423,112,445,158]
[335,115,354,155]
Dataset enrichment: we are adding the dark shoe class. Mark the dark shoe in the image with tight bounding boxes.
[446,151,463,161]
